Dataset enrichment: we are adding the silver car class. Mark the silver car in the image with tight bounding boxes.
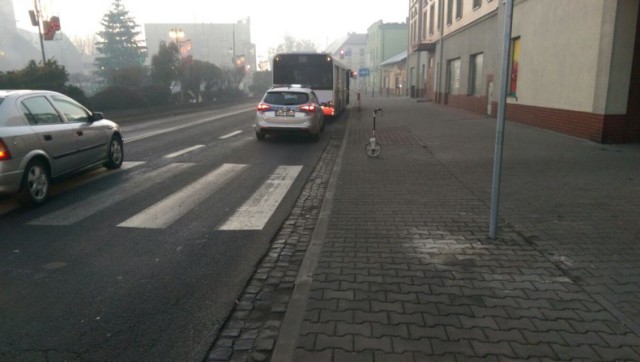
[0,90,124,207]
[255,85,324,141]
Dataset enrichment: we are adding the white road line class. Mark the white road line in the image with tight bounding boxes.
[164,145,205,158]
[29,163,194,226]
[118,163,247,229]
[1,162,144,217]
[219,130,243,139]
[124,108,252,143]
[218,165,303,231]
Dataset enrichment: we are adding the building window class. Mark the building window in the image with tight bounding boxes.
[447,0,453,24]
[438,0,443,29]
[509,37,521,97]
[429,4,435,34]
[447,58,461,94]
[473,0,481,9]
[469,53,484,96]
[422,9,428,40]
[456,0,463,19]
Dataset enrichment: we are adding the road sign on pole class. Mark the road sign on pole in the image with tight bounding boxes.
[358,68,370,77]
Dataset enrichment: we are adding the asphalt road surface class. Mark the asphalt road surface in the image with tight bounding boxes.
[0,102,342,361]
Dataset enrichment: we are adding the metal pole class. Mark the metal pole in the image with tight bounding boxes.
[489,0,514,240]
[437,0,445,103]
[35,0,46,64]
[232,23,236,66]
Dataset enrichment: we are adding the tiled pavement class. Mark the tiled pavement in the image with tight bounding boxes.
[208,96,640,361]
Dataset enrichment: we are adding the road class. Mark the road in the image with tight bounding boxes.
[0,102,343,361]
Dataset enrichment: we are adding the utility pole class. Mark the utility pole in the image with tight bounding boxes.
[29,0,46,64]
[489,0,515,239]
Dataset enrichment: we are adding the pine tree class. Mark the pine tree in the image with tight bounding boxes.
[94,0,147,84]
[151,41,180,86]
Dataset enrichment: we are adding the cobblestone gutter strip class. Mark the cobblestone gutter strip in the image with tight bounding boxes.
[206,121,347,362]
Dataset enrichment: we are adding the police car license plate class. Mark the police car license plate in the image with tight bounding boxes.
[276,108,295,117]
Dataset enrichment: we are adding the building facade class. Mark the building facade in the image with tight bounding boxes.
[144,19,256,74]
[408,0,640,143]
[325,33,367,91]
[379,51,408,97]
[1,0,82,74]
[366,20,409,97]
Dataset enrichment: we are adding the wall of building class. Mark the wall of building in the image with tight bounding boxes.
[444,0,499,35]
[600,0,639,115]
[626,3,640,142]
[437,10,498,114]
[326,34,367,92]
[367,21,408,95]
[0,0,40,71]
[503,0,639,142]
[406,0,639,143]
[509,0,605,113]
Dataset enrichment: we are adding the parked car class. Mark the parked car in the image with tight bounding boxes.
[255,85,324,141]
[0,90,124,207]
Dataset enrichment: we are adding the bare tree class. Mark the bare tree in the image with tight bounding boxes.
[273,35,318,54]
[71,35,97,56]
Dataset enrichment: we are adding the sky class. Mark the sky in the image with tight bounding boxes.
[13,0,409,59]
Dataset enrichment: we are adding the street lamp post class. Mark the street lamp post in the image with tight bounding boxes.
[28,0,47,64]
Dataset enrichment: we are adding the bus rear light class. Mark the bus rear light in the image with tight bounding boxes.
[257,103,272,112]
[0,139,12,161]
[322,107,334,117]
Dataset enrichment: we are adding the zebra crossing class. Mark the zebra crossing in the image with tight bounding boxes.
[20,160,304,231]
[118,163,247,229]
[218,165,303,230]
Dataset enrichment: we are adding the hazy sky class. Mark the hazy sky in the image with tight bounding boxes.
[13,0,408,59]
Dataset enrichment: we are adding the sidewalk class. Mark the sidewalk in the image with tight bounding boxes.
[211,96,640,361]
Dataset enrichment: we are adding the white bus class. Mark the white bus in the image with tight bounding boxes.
[272,53,351,117]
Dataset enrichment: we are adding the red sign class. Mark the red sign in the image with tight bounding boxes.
[43,16,61,41]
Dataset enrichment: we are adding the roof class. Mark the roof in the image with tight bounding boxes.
[324,33,367,54]
[379,51,408,67]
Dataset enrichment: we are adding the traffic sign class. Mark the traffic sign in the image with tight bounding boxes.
[358,68,370,77]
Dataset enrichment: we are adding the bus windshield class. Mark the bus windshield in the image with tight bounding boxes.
[273,54,333,90]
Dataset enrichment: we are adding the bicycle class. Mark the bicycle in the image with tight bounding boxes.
[365,108,383,157]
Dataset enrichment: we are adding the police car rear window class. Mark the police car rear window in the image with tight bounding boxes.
[264,92,309,106]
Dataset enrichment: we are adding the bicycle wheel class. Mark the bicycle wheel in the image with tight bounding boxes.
[365,140,382,157]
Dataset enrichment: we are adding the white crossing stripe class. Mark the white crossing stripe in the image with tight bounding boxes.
[164,145,205,158]
[118,163,247,229]
[29,163,194,226]
[219,130,243,139]
[218,165,303,231]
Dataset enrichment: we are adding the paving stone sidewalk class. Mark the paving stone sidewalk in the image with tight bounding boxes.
[209,96,640,361]
[206,117,347,362]
[292,97,640,361]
